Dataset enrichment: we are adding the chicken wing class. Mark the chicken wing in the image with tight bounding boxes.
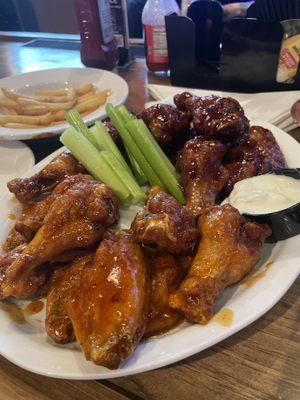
[192,97,249,144]
[7,151,86,204]
[45,253,94,344]
[223,126,286,195]
[66,230,148,369]
[0,175,119,299]
[131,186,198,254]
[143,253,190,339]
[174,92,219,117]
[169,205,271,324]
[177,138,229,216]
[139,104,191,145]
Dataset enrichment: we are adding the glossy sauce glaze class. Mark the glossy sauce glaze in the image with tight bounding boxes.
[24,300,44,315]
[241,262,273,288]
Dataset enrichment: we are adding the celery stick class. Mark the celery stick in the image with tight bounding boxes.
[65,109,98,148]
[101,151,146,204]
[137,119,177,177]
[127,152,147,185]
[115,107,148,183]
[116,104,134,123]
[60,127,129,203]
[106,103,163,187]
[90,122,131,173]
[126,119,185,204]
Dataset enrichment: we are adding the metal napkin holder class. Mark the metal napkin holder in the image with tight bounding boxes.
[165,1,300,92]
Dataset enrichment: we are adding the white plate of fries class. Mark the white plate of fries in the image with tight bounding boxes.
[0,67,128,140]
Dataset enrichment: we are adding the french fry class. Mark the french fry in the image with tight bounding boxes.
[0,96,20,110]
[75,91,108,113]
[3,123,41,128]
[76,83,94,96]
[35,85,76,103]
[0,107,18,115]
[0,113,53,125]
[77,91,95,104]
[35,88,68,96]
[17,97,76,111]
[19,106,49,116]
[52,110,67,121]
[50,120,66,126]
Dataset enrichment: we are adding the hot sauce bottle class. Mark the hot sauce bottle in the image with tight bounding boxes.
[142,0,179,73]
[74,0,118,70]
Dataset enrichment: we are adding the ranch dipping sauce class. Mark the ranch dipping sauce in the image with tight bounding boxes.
[223,174,300,215]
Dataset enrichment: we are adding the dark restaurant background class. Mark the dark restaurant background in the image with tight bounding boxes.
[0,0,252,38]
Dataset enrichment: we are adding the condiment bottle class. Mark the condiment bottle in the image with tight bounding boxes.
[142,0,179,73]
[74,0,118,70]
[277,20,300,84]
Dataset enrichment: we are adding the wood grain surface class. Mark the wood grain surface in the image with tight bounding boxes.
[0,36,299,400]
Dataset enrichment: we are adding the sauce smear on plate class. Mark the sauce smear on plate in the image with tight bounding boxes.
[213,308,233,327]
[24,300,44,315]
[242,262,273,288]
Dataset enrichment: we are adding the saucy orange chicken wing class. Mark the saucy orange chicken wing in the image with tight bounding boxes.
[169,205,271,324]
[143,253,191,339]
[0,175,118,299]
[66,230,148,369]
[45,253,93,344]
[7,151,86,204]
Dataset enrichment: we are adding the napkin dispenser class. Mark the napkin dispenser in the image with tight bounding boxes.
[165,1,300,92]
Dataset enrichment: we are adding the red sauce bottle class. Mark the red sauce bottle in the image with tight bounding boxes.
[74,0,118,70]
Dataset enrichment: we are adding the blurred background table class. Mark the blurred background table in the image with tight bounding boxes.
[0,32,299,400]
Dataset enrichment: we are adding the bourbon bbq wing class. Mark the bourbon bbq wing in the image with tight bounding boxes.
[0,175,119,299]
[139,104,191,145]
[177,138,229,216]
[223,126,286,195]
[169,205,271,324]
[131,186,198,254]
[66,230,148,369]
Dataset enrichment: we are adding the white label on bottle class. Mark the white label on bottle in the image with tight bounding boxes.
[98,0,114,44]
[145,25,168,64]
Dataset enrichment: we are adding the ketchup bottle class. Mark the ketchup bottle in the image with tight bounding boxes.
[142,0,179,73]
[74,0,118,70]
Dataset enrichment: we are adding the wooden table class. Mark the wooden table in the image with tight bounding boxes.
[0,36,299,400]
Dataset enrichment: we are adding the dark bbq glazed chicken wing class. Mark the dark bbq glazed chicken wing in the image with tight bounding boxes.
[131,186,198,254]
[174,92,219,117]
[192,97,249,144]
[223,126,286,195]
[139,104,191,145]
[177,138,229,216]
[169,205,271,324]
[0,175,119,299]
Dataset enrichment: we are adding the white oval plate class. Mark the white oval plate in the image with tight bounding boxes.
[0,121,299,379]
[0,67,128,141]
[0,141,34,194]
